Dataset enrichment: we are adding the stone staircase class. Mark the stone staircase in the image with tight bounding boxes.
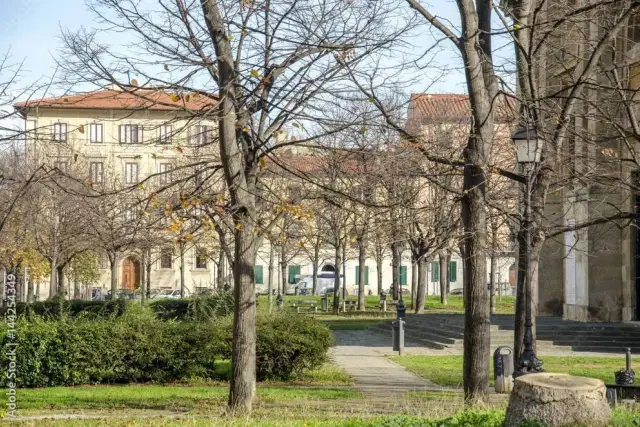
[370,314,640,354]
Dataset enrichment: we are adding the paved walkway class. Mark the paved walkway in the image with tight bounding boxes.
[330,329,455,397]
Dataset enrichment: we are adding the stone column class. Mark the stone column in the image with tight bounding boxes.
[563,193,589,321]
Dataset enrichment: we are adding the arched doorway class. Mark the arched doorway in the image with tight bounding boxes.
[121,256,141,291]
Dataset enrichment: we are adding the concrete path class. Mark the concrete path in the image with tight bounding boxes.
[331,329,454,397]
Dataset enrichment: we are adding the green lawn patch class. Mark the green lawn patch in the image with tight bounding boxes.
[390,355,628,387]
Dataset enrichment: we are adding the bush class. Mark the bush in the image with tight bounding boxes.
[0,308,331,387]
[0,298,128,320]
[149,292,234,320]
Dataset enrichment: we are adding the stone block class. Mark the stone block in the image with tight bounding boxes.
[504,373,611,427]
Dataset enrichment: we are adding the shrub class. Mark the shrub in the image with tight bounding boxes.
[149,292,234,320]
[0,298,129,320]
[0,307,331,387]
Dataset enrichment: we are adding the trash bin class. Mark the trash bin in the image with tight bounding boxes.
[392,319,405,355]
[321,296,328,312]
[493,346,514,393]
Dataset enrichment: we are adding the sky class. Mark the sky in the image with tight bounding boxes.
[1,0,481,102]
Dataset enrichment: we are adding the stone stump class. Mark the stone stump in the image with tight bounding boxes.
[504,373,611,427]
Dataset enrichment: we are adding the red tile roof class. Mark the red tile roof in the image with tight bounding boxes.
[15,89,217,112]
[406,93,516,127]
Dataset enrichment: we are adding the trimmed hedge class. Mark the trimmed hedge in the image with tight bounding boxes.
[0,308,332,387]
[0,293,234,321]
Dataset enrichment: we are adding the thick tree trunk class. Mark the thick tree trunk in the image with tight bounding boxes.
[391,243,401,300]
[268,243,274,311]
[312,243,319,295]
[110,252,118,298]
[415,257,428,314]
[439,253,447,304]
[411,254,418,309]
[358,241,366,311]
[57,265,65,297]
[332,244,341,313]
[228,218,258,412]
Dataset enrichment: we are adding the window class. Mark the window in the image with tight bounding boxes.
[191,125,212,146]
[158,163,173,184]
[89,123,103,143]
[89,161,104,184]
[254,265,264,285]
[53,123,67,141]
[125,163,139,184]
[119,124,141,144]
[449,261,457,282]
[195,248,208,269]
[431,262,439,282]
[399,265,407,286]
[355,266,369,286]
[160,248,173,269]
[54,160,68,172]
[288,265,301,284]
[158,124,172,144]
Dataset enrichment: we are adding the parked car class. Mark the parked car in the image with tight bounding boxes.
[152,289,187,299]
[449,288,464,295]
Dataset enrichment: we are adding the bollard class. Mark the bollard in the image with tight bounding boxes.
[381,300,387,311]
[392,318,405,355]
[321,296,328,312]
[396,299,406,319]
[494,346,514,393]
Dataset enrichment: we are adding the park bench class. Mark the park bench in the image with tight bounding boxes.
[290,300,317,313]
[605,384,640,405]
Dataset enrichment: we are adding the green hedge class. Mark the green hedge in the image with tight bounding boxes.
[0,293,234,321]
[0,308,332,387]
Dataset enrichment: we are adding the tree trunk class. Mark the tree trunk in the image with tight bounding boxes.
[49,257,57,298]
[489,252,496,315]
[446,252,451,295]
[228,216,258,412]
[415,257,428,314]
[358,241,366,310]
[56,265,65,298]
[217,250,225,289]
[312,243,319,295]
[439,253,447,304]
[110,252,118,298]
[73,269,80,300]
[411,254,418,309]
[342,242,347,302]
[280,248,287,297]
[332,243,341,313]
[391,243,400,300]
[376,249,383,296]
[179,241,185,298]
[266,243,274,311]
[146,251,152,300]
[27,275,34,303]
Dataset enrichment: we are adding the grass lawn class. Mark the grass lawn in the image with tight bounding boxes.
[390,355,629,387]
[210,362,351,385]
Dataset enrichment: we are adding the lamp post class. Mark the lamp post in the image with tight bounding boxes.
[511,124,544,376]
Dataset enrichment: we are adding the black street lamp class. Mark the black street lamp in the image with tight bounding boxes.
[512,124,544,376]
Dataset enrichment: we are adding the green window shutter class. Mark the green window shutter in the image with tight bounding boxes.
[254,265,264,285]
[356,266,370,286]
[449,261,457,282]
[399,265,407,286]
[432,262,439,282]
[288,265,300,284]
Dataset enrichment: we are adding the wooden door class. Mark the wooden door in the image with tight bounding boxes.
[122,258,136,290]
